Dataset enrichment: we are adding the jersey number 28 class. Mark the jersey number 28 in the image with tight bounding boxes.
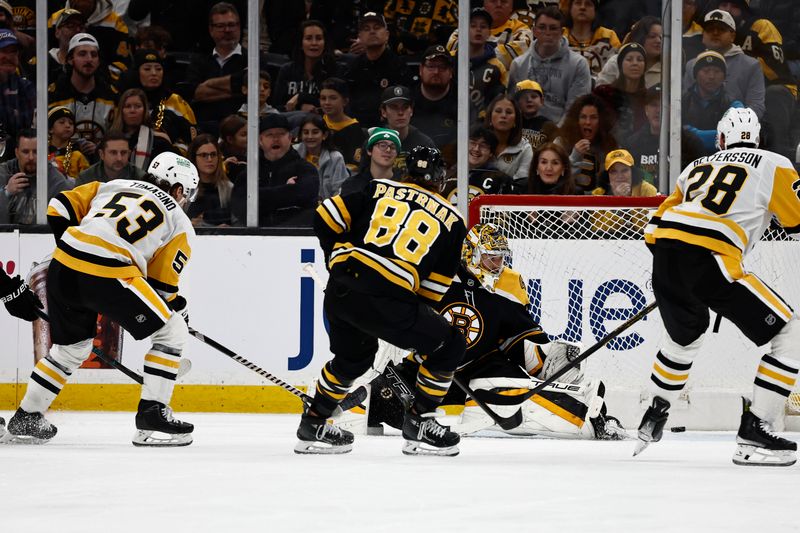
[684,164,748,215]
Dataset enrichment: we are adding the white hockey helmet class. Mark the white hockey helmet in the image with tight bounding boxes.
[716,107,760,150]
[147,152,200,203]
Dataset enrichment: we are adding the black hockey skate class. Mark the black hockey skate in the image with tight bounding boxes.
[0,408,58,444]
[733,410,797,467]
[402,409,460,457]
[294,413,354,454]
[132,400,193,447]
[591,414,631,441]
[633,396,670,456]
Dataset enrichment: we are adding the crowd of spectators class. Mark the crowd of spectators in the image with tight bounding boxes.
[0,0,799,228]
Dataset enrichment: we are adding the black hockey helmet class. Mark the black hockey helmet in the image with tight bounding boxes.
[406,146,446,188]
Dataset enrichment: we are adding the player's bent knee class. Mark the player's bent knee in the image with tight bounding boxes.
[771,317,800,364]
[661,332,704,363]
[429,327,466,371]
[150,313,188,353]
[51,338,94,370]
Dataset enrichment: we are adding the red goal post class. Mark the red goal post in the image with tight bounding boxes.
[468,194,800,429]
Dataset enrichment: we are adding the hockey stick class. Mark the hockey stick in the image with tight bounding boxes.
[33,308,191,385]
[187,327,313,406]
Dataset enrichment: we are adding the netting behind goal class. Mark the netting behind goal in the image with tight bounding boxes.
[470,194,800,425]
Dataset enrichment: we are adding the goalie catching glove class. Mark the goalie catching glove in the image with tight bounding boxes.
[524,339,584,384]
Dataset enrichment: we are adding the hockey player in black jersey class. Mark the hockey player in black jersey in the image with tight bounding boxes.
[338,223,627,440]
[296,146,468,456]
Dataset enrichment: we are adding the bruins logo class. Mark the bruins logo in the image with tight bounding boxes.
[441,302,483,347]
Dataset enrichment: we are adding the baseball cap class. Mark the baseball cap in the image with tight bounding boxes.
[423,45,452,66]
[259,113,290,133]
[515,79,544,97]
[55,8,86,28]
[381,85,412,105]
[693,50,727,78]
[0,29,17,49]
[604,149,635,171]
[367,127,401,152]
[68,32,99,54]
[359,12,387,29]
[703,9,736,31]
[470,7,493,26]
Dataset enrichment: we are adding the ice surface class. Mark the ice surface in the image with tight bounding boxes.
[1,411,797,532]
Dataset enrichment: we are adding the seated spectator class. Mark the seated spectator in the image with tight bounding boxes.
[230,114,319,227]
[0,29,35,156]
[49,0,132,82]
[320,77,367,173]
[0,129,74,225]
[343,12,411,128]
[447,0,532,70]
[594,42,648,142]
[237,70,279,117]
[109,88,174,169]
[683,0,705,62]
[626,85,663,187]
[184,2,249,134]
[485,94,533,190]
[508,6,591,125]
[43,8,87,84]
[49,33,117,155]
[383,0,457,57]
[682,51,742,154]
[187,133,233,227]
[514,80,557,150]
[273,20,338,112]
[555,93,618,192]
[593,149,657,197]
[339,127,400,195]
[411,45,458,157]
[76,131,145,186]
[528,142,578,195]
[442,126,512,205]
[683,10,765,118]
[218,114,247,163]
[564,0,621,81]
[0,1,33,69]
[117,49,197,154]
[597,16,663,89]
[294,114,349,200]
[379,85,435,174]
[717,0,796,158]
[466,8,508,120]
[47,106,90,180]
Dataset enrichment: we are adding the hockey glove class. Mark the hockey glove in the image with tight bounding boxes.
[1,274,44,322]
[168,295,189,325]
[539,340,584,384]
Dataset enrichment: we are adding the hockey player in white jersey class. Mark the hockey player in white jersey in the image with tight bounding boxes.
[635,107,800,466]
[0,152,199,447]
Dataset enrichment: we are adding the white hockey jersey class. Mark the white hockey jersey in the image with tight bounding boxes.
[645,147,800,263]
[47,179,194,299]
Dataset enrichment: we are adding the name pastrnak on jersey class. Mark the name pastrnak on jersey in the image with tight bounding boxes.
[436,265,549,369]
[315,178,466,303]
[47,179,194,299]
[645,148,800,263]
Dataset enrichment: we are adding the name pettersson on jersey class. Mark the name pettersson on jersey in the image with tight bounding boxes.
[372,182,460,230]
[130,181,178,211]
[694,151,764,168]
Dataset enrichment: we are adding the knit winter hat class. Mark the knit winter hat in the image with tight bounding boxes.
[135,49,164,68]
[367,127,401,152]
[48,106,75,129]
[693,50,726,78]
[616,42,646,67]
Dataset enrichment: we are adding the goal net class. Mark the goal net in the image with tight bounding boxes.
[470,194,800,429]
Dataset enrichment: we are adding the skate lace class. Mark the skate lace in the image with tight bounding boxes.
[758,419,782,440]
[419,417,447,439]
[161,406,176,423]
[316,422,345,440]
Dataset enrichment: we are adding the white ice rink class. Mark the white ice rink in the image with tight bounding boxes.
[1,411,797,533]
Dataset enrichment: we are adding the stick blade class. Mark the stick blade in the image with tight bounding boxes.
[496,408,524,431]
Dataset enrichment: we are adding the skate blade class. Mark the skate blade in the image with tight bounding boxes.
[401,440,459,457]
[632,438,650,457]
[132,429,193,447]
[732,444,797,467]
[293,440,353,454]
[0,430,52,445]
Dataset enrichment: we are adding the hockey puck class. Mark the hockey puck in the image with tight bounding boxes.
[670,426,686,433]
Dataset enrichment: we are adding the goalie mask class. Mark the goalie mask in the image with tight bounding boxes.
[147,152,200,205]
[462,223,510,291]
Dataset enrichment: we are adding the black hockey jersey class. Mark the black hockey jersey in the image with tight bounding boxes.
[435,264,549,369]
[315,178,465,303]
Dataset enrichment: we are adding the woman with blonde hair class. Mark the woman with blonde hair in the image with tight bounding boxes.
[186,134,233,227]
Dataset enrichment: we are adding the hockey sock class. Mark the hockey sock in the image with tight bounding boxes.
[413,365,454,413]
[20,356,72,413]
[751,353,799,424]
[312,361,355,418]
[141,344,183,404]
[648,350,693,404]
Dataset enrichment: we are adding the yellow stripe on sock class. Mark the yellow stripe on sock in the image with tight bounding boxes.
[36,361,67,386]
[144,354,181,369]
[758,365,797,386]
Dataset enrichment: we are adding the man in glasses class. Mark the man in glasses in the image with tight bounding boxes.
[509,6,590,125]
